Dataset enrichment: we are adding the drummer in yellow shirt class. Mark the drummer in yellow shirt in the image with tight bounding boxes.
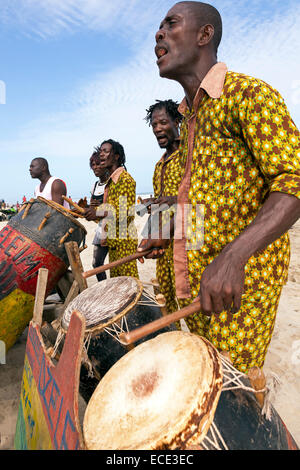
[141,99,184,314]
[83,139,139,279]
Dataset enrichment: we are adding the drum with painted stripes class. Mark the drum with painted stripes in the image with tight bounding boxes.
[0,197,86,351]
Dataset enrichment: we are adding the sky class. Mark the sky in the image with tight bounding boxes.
[0,0,299,203]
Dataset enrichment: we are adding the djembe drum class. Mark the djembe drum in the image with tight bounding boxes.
[53,276,176,402]
[83,331,299,450]
[0,197,86,351]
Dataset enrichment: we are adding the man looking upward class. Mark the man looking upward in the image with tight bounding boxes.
[139,1,300,373]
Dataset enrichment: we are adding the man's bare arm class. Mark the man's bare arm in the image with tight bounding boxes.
[51,179,67,206]
[199,192,300,315]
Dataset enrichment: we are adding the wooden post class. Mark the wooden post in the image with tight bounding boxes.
[32,268,49,327]
[62,280,79,311]
[248,367,266,408]
[65,241,88,292]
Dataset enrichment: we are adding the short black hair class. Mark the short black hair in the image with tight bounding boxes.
[89,150,101,168]
[177,1,222,53]
[32,157,49,171]
[145,99,183,126]
[95,139,127,170]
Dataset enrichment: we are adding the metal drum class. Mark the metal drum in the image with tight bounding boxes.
[0,197,86,351]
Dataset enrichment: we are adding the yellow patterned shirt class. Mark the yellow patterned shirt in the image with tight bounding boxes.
[153,149,184,198]
[174,63,300,300]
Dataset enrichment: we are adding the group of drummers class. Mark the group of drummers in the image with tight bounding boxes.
[29,1,300,379]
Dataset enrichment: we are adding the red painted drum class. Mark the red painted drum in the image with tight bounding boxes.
[0,197,86,351]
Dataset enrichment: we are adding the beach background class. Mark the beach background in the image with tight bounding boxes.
[0,213,299,450]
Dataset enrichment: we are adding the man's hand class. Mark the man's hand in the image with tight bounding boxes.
[154,195,177,207]
[83,207,98,221]
[90,198,99,208]
[137,237,170,263]
[198,247,246,316]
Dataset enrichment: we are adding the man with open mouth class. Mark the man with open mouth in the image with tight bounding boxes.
[138,1,300,374]
[142,99,184,315]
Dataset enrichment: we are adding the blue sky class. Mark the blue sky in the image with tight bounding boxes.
[0,0,299,203]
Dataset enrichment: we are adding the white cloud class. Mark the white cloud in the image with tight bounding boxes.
[0,0,171,42]
[0,0,299,202]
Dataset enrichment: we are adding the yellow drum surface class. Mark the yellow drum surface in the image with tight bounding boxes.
[0,289,34,351]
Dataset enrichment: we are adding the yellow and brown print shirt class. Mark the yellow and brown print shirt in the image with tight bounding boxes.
[174,63,300,300]
[97,168,138,248]
[152,149,185,313]
[153,149,184,198]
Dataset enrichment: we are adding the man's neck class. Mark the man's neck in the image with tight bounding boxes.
[39,173,51,186]
[180,57,217,109]
[165,140,179,159]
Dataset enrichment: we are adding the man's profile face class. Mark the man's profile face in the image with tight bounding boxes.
[151,107,179,149]
[155,3,200,80]
[29,159,44,179]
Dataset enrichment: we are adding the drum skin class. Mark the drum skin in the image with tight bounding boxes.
[0,198,86,351]
[79,295,177,403]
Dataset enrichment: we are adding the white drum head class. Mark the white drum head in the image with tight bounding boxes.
[62,276,143,332]
[83,331,223,450]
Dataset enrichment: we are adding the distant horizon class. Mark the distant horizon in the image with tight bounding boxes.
[1,0,299,202]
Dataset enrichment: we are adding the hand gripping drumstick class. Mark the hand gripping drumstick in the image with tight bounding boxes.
[119,298,202,345]
[82,249,153,279]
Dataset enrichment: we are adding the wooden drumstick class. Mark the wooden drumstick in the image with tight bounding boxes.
[119,299,202,345]
[82,249,153,279]
[62,196,85,214]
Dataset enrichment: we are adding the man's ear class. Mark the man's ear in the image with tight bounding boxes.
[197,24,215,47]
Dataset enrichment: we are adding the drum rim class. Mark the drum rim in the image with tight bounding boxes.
[83,331,224,450]
[37,197,87,233]
[60,276,144,335]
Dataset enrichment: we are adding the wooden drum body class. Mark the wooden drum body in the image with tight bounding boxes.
[60,277,177,403]
[0,197,86,351]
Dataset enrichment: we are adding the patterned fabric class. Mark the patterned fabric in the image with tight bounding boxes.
[97,170,139,279]
[174,66,300,372]
[153,150,185,313]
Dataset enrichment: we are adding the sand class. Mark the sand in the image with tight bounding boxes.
[0,215,299,449]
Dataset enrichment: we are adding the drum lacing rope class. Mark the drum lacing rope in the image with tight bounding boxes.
[221,356,280,421]
[137,288,162,306]
[82,332,94,378]
[50,327,95,378]
[102,315,130,344]
[201,421,229,450]
[51,330,65,359]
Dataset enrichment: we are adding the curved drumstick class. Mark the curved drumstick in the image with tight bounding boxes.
[82,249,153,279]
[62,196,86,214]
[119,299,202,345]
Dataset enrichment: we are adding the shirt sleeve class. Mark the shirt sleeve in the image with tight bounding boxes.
[240,81,300,199]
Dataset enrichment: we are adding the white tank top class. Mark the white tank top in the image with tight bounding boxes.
[35,176,70,209]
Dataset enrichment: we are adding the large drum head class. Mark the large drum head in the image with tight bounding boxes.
[83,331,223,450]
[62,277,143,332]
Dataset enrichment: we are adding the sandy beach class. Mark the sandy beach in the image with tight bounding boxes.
[0,215,299,450]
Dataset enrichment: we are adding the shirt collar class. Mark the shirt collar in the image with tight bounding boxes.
[158,145,180,165]
[178,62,228,115]
[108,167,125,184]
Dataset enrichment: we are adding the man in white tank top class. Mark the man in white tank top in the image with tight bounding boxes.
[30,157,69,208]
